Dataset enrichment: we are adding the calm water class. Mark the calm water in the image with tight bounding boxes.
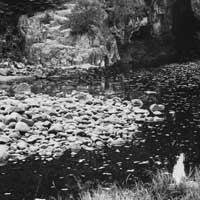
[1,64,200,200]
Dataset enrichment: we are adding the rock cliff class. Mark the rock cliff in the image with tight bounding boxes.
[17,1,120,68]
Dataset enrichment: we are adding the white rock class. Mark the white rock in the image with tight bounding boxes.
[48,123,63,133]
[15,121,30,133]
[0,145,9,166]
[17,140,27,150]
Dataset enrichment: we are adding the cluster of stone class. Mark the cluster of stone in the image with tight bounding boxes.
[0,88,166,165]
[0,91,138,164]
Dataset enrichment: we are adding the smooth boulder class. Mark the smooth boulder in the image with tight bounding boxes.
[15,121,30,133]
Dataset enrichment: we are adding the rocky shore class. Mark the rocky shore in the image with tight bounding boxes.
[0,89,165,165]
[0,58,105,81]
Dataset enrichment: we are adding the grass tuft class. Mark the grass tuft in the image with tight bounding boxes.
[80,170,200,200]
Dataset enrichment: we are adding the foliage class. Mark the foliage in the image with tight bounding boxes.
[69,0,104,35]
[106,0,148,26]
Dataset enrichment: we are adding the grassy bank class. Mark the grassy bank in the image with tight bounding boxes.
[80,170,200,200]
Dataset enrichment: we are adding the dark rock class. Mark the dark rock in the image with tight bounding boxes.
[21,118,34,126]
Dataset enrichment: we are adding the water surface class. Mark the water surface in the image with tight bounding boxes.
[1,64,200,199]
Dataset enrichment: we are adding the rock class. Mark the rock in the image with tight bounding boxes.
[15,103,26,114]
[32,114,50,122]
[13,82,31,94]
[15,121,30,133]
[9,131,20,139]
[133,108,149,116]
[0,122,6,131]
[0,114,5,123]
[29,145,38,153]
[21,118,34,126]
[0,145,9,166]
[43,120,51,127]
[150,104,165,114]
[25,99,39,108]
[144,91,157,95]
[110,138,126,147]
[0,68,9,76]
[27,135,39,143]
[5,112,22,124]
[0,135,11,144]
[95,141,105,148]
[8,122,17,129]
[34,121,45,131]
[48,123,63,133]
[67,136,77,142]
[17,140,27,150]
[69,143,81,153]
[81,145,94,151]
[131,99,144,108]
[153,116,165,122]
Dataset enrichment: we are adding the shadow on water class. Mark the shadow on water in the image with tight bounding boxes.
[1,63,200,199]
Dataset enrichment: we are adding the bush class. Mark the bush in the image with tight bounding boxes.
[107,0,148,25]
[69,0,104,35]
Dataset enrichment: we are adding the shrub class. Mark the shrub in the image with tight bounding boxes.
[69,0,104,35]
[106,0,148,25]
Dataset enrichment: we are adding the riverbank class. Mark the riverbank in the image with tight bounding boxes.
[0,58,105,80]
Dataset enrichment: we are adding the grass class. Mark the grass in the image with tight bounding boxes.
[80,170,200,200]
